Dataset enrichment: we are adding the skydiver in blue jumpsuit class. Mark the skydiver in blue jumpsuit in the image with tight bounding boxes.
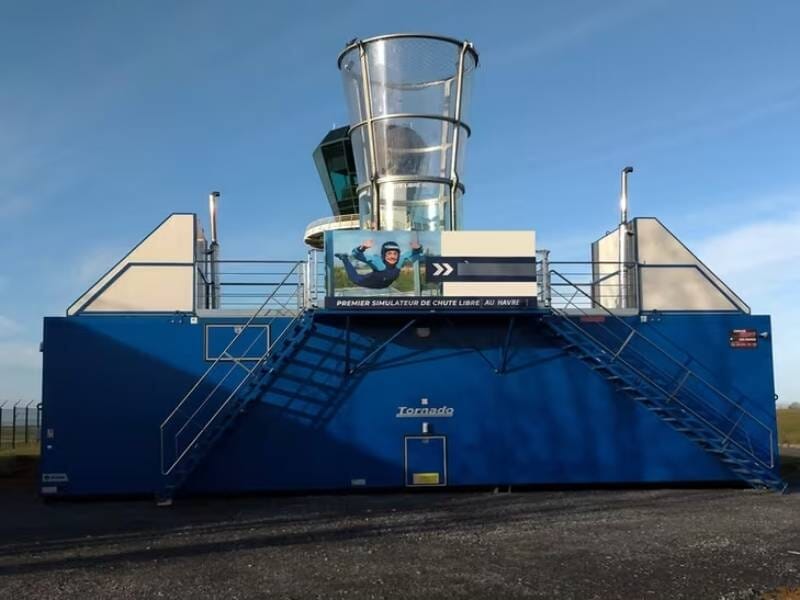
[335,239,423,289]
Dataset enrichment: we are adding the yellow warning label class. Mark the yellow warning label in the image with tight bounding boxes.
[412,472,440,485]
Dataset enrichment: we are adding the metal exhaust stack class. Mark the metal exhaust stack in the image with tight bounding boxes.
[618,167,633,308]
[209,191,221,309]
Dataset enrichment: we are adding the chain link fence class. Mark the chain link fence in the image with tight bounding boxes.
[0,401,41,450]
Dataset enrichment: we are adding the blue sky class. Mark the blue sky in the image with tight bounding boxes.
[1,0,799,404]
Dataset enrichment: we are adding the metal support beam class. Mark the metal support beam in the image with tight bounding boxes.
[667,370,691,402]
[345,316,351,375]
[719,412,746,449]
[350,319,417,374]
[611,330,636,361]
[499,317,516,374]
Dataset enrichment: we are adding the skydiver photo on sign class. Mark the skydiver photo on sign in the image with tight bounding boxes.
[327,230,441,297]
[336,239,422,289]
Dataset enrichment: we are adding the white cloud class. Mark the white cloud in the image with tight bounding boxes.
[695,211,800,282]
[74,245,124,287]
[692,209,800,405]
[0,315,21,338]
[0,341,40,370]
[495,0,665,65]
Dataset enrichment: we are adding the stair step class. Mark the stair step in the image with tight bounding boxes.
[159,310,319,502]
[544,313,786,493]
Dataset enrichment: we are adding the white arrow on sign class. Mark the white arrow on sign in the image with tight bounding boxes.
[432,262,454,276]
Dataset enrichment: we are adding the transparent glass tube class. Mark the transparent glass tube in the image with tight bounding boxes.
[339,34,477,232]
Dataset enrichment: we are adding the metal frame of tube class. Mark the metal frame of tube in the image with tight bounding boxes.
[448,41,471,230]
[340,35,477,231]
[357,42,381,230]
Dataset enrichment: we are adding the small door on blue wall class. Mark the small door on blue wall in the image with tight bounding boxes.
[404,436,447,487]
[205,324,269,361]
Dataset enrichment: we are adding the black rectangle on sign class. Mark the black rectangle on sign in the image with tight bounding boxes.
[425,257,537,282]
[730,329,758,349]
[324,296,538,311]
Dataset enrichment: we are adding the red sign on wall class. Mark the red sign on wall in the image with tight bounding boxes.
[730,329,758,349]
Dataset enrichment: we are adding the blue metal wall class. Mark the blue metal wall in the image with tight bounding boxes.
[39,310,778,496]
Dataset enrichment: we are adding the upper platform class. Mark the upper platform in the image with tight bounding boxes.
[66,211,749,321]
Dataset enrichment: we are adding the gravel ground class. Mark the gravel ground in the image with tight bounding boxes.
[1,467,799,599]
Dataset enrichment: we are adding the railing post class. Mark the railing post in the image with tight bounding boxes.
[306,253,313,308]
[36,403,42,442]
[11,401,19,449]
[540,250,551,308]
[299,261,307,310]
[24,401,31,444]
[313,250,319,306]
[548,268,775,472]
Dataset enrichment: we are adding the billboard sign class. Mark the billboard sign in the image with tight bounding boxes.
[324,230,538,311]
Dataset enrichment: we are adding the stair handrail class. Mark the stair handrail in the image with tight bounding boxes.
[170,285,303,447]
[548,269,775,469]
[160,261,303,473]
[549,284,774,469]
[162,307,310,476]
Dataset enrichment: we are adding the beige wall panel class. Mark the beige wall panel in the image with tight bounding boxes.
[441,231,535,257]
[128,214,195,262]
[443,282,538,297]
[595,229,619,263]
[85,266,194,312]
[640,267,737,311]
[440,231,537,297]
[636,218,746,312]
[69,214,195,315]
[592,229,622,309]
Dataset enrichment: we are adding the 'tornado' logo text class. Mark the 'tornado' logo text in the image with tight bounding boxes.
[396,406,454,418]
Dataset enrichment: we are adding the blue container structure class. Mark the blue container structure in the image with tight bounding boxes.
[39,34,784,501]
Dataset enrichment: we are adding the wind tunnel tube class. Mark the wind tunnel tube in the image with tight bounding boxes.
[339,34,478,232]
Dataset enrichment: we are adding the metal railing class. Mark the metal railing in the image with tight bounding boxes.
[197,260,305,312]
[537,260,635,311]
[160,261,309,476]
[198,251,324,313]
[0,401,41,450]
[548,269,775,469]
[535,258,749,313]
[304,214,360,240]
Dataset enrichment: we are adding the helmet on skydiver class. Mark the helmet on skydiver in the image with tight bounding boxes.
[381,241,401,261]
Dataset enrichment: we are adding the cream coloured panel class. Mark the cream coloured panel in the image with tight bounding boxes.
[592,229,622,309]
[635,218,747,312]
[84,265,194,312]
[125,214,195,262]
[443,281,538,297]
[441,231,537,297]
[441,231,535,257]
[69,214,196,315]
[594,229,619,263]
[640,267,737,311]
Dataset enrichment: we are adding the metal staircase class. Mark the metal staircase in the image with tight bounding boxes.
[158,258,318,504]
[545,270,785,492]
[158,308,314,503]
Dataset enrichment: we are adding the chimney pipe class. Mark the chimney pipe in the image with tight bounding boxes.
[619,166,633,225]
[618,167,633,309]
[208,191,221,309]
[209,191,220,245]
